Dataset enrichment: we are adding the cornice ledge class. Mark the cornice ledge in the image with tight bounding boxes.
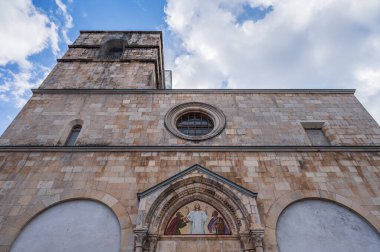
[56,58,157,63]
[32,89,356,95]
[0,145,379,152]
[79,30,163,34]
[68,44,159,49]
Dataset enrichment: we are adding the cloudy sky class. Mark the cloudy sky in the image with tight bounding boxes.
[1,0,380,134]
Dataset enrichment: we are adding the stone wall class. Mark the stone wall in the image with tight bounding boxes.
[39,62,156,89]
[1,92,379,146]
[72,31,162,47]
[61,47,159,61]
[38,31,164,90]
[0,150,379,251]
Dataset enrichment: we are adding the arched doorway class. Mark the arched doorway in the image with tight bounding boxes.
[134,164,264,252]
[276,199,380,252]
[11,200,121,252]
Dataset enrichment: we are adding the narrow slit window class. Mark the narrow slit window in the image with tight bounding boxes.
[65,125,82,146]
[301,122,330,146]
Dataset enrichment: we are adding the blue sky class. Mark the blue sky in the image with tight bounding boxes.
[0,0,167,134]
[1,0,380,135]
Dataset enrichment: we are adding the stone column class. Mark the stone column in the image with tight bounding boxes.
[134,228,148,252]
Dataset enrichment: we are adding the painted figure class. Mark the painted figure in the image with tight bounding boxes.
[186,203,208,234]
[165,211,187,235]
[207,211,230,234]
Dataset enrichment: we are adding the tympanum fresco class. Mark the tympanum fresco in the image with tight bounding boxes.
[164,201,231,235]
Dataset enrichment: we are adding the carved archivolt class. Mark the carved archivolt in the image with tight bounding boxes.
[134,164,264,251]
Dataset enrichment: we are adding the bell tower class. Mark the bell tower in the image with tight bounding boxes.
[39,31,166,90]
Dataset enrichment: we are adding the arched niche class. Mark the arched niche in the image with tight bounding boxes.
[99,39,125,59]
[276,199,380,252]
[134,164,264,252]
[10,200,121,252]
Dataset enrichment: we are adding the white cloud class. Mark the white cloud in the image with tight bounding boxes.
[0,0,59,68]
[55,0,74,44]
[0,0,73,108]
[0,64,50,107]
[0,94,9,103]
[165,0,380,123]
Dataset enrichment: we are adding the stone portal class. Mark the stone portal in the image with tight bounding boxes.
[134,164,264,252]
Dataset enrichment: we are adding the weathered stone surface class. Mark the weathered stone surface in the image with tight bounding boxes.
[73,32,161,47]
[0,151,379,251]
[1,92,379,146]
[62,47,159,61]
[39,62,156,89]
[38,31,164,90]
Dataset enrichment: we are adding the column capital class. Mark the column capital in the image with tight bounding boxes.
[251,229,265,252]
[133,228,148,252]
[147,234,159,252]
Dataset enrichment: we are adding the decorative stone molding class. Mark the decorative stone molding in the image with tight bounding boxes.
[133,228,148,252]
[2,145,380,152]
[135,164,264,251]
[33,88,357,94]
[240,230,265,252]
[164,102,226,141]
[240,233,253,251]
[252,229,265,252]
[146,235,158,252]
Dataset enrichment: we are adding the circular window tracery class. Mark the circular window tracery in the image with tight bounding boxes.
[176,112,214,136]
[165,102,226,141]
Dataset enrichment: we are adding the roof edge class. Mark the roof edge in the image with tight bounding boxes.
[32,89,356,94]
[79,30,162,34]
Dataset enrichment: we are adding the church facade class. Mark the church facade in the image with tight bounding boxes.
[0,31,380,252]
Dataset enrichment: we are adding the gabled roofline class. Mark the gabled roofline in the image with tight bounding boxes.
[137,164,257,200]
